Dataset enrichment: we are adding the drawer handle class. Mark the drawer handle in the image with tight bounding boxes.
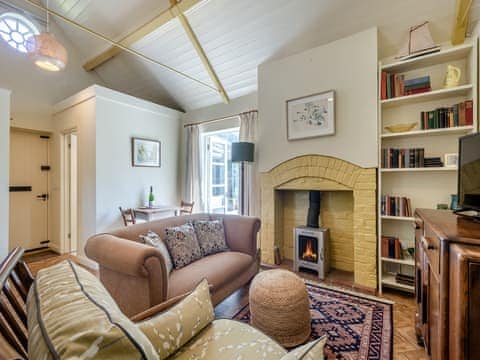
[421,236,436,251]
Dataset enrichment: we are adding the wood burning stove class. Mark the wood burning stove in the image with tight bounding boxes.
[294,227,329,279]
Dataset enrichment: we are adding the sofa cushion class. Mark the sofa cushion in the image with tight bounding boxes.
[164,223,202,269]
[139,279,214,359]
[27,260,158,360]
[168,251,254,299]
[170,319,287,359]
[193,220,229,256]
[280,336,326,359]
[140,230,173,274]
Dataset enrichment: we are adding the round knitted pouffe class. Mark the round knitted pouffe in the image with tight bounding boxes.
[249,269,311,347]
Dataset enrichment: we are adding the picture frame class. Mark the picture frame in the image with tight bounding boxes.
[286,90,335,141]
[444,153,458,168]
[131,138,161,167]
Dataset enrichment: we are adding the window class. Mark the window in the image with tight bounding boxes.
[0,12,39,53]
[203,128,240,214]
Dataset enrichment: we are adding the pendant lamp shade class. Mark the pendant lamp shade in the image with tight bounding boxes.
[26,32,68,71]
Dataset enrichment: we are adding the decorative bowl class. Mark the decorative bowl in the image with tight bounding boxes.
[384,123,417,133]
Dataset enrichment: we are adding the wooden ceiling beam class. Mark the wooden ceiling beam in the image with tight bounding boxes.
[82,0,201,71]
[451,0,473,45]
[170,1,230,103]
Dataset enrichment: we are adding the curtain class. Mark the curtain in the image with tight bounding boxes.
[185,125,204,212]
[239,111,258,216]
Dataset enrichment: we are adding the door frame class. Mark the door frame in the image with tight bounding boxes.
[60,128,78,254]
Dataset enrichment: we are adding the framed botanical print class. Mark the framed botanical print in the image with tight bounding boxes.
[131,138,161,167]
[286,90,335,141]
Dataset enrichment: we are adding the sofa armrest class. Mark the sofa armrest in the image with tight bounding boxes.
[218,215,260,258]
[84,234,169,305]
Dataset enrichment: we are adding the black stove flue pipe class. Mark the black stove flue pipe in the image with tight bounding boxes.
[306,191,321,228]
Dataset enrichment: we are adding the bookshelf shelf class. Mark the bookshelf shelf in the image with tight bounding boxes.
[377,40,478,295]
[381,167,457,173]
[381,257,415,266]
[381,84,473,108]
[381,215,415,221]
[381,274,415,293]
[381,43,473,73]
[381,125,474,139]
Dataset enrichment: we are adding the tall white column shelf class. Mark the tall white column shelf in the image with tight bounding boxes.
[377,40,479,294]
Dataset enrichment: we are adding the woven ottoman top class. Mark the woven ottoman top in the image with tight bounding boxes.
[249,269,311,347]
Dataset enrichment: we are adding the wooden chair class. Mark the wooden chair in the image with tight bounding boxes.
[0,247,34,359]
[179,200,194,215]
[119,206,137,226]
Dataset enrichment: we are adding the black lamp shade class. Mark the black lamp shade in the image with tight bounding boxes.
[232,142,254,162]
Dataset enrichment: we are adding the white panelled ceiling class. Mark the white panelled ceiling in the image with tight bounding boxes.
[8,0,473,111]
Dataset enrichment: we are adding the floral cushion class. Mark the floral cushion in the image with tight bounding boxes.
[138,279,214,359]
[139,230,173,274]
[27,261,158,360]
[193,220,229,256]
[164,223,202,269]
[280,336,326,359]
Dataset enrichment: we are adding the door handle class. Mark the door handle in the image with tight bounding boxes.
[36,194,49,200]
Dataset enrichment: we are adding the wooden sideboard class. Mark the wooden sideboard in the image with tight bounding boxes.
[415,209,480,359]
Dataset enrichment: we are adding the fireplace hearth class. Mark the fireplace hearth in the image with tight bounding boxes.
[294,227,329,279]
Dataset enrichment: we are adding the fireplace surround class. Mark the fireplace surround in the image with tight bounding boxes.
[260,155,377,290]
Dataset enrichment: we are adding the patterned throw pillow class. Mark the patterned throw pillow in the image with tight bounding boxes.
[280,336,327,359]
[193,220,229,256]
[164,223,202,269]
[138,279,214,359]
[139,230,173,274]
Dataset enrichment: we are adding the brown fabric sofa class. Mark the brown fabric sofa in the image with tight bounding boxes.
[85,214,260,317]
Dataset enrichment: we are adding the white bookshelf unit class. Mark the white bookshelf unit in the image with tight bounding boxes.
[377,41,479,294]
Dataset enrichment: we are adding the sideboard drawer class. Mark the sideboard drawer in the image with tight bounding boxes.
[421,235,440,275]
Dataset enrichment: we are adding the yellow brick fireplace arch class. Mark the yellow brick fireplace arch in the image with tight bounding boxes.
[260,154,377,290]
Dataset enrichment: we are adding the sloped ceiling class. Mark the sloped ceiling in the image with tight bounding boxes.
[6,0,475,111]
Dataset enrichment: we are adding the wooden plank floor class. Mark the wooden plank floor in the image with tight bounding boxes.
[24,250,426,359]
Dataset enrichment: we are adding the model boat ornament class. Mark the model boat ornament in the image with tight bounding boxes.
[396,22,440,60]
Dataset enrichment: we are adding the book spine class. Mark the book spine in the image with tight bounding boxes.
[381,71,387,100]
[465,100,473,126]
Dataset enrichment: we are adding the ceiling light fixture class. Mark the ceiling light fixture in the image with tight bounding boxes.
[26,0,67,71]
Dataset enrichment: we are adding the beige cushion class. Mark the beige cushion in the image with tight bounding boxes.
[280,336,327,359]
[170,319,287,360]
[27,261,158,360]
[168,251,254,299]
[138,279,214,359]
[140,230,174,274]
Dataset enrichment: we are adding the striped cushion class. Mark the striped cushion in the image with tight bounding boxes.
[27,260,158,359]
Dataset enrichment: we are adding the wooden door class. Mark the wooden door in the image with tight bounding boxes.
[9,131,49,250]
[427,265,441,359]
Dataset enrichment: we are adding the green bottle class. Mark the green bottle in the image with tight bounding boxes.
[148,186,154,208]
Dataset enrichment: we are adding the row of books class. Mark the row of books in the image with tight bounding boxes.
[381,74,431,99]
[395,273,414,286]
[381,195,413,217]
[420,100,474,129]
[381,148,425,168]
[381,236,402,259]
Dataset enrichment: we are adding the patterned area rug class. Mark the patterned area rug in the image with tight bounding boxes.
[233,282,393,359]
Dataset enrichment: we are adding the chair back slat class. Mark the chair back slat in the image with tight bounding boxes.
[179,200,194,215]
[0,247,32,359]
[3,281,27,326]
[0,296,28,350]
[119,206,136,226]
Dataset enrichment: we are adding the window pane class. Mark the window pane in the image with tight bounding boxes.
[212,165,225,185]
[212,186,224,196]
[212,143,225,163]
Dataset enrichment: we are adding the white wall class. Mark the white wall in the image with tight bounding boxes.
[53,86,182,255]
[0,89,10,260]
[258,28,378,172]
[95,88,182,233]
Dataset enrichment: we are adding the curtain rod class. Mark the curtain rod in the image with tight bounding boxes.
[183,109,257,128]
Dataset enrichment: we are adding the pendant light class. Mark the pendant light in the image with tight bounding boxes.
[26,0,67,71]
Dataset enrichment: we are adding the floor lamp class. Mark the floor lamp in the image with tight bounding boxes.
[232,142,254,215]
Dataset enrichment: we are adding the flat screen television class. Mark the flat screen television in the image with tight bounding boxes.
[458,133,480,213]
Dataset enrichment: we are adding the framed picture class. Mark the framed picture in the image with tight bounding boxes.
[286,90,335,141]
[131,138,161,167]
[444,153,458,168]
